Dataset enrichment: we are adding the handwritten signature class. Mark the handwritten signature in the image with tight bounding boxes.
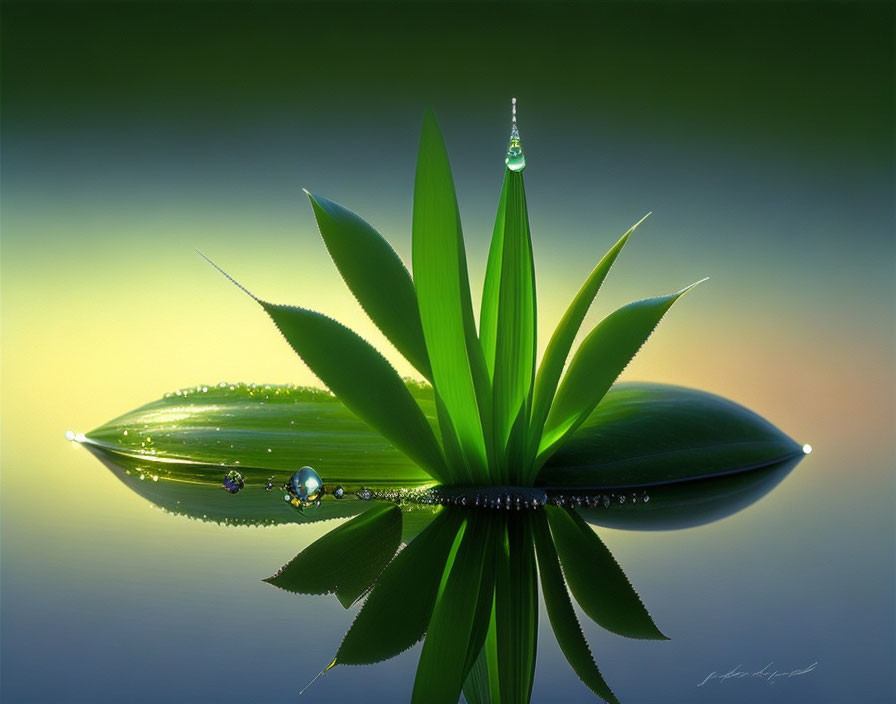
[697,662,818,687]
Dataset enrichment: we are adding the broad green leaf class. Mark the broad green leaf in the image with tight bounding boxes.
[536,281,705,470]
[545,506,667,641]
[412,515,493,704]
[480,170,537,481]
[262,302,449,483]
[528,215,647,466]
[413,110,490,484]
[532,513,620,704]
[305,191,432,380]
[539,382,804,488]
[336,509,465,665]
[85,382,435,485]
[264,503,401,607]
[494,514,538,704]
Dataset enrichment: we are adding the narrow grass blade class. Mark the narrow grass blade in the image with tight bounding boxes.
[412,514,493,704]
[536,280,706,471]
[539,382,804,488]
[545,505,667,640]
[480,171,537,481]
[494,513,538,704]
[532,513,620,704]
[413,110,490,483]
[528,215,648,462]
[264,503,401,607]
[262,302,449,483]
[336,509,465,665]
[305,191,432,380]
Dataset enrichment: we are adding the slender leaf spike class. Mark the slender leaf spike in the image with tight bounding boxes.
[261,302,449,483]
[413,109,490,484]
[528,214,650,464]
[305,191,433,380]
[536,280,707,471]
[545,506,668,641]
[480,109,537,480]
[533,513,620,704]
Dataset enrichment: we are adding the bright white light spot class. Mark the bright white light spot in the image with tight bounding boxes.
[802,443,813,455]
[306,479,319,490]
[74,432,86,443]
[65,430,75,441]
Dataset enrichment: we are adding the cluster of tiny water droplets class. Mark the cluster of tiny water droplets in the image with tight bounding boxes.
[358,486,651,510]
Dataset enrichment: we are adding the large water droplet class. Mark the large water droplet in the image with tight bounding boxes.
[285,466,323,507]
[505,97,526,172]
[222,470,244,494]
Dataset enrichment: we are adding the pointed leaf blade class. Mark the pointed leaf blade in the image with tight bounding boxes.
[413,110,490,482]
[532,513,620,704]
[306,191,432,380]
[264,504,402,607]
[262,302,449,482]
[481,170,537,480]
[545,505,667,640]
[537,281,705,469]
[336,509,465,665]
[412,515,493,704]
[494,513,538,704]
[529,216,647,457]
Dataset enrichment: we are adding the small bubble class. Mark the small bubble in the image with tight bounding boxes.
[222,470,244,494]
[358,488,372,501]
[64,430,75,441]
[333,486,345,499]
[802,443,813,455]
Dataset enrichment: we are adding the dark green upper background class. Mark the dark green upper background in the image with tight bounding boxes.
[4,1,892,164]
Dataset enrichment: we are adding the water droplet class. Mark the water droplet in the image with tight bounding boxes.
[357,487,372,501]
[617,494,626,505]
[222,470,244,494]
[802,443,813,454]
[265,476,275,492]
[602,495,611,508]
[74,432,86,443]
[641,492,650,504]
[333,486,345,499]
[64,430,75,441]
[285,466,323,506]
[505,97,526,172]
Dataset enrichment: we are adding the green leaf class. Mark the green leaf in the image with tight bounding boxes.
[262,302,449,483]
[305,191,432,380]
[536,281,706,470]
[494,514,538,704]
[413,109,490,484]
[544,505,667,641]
[528,215,647,466]
[264,503,402,607]
[480,170,537,481]
[336,509,465,665]
[539,382,804,488]
[532,513,620,704]
[412,514,493,704]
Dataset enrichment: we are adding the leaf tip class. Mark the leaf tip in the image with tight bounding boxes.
[196,250,259,302]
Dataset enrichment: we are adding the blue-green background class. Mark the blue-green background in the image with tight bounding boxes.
[2,2,894,702]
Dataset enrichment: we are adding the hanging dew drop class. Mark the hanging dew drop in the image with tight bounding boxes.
[505,97,526,172]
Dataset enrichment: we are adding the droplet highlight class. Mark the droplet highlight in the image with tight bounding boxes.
[505,97,526,172]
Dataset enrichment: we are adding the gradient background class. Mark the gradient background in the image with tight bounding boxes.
[2,2,894,702]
